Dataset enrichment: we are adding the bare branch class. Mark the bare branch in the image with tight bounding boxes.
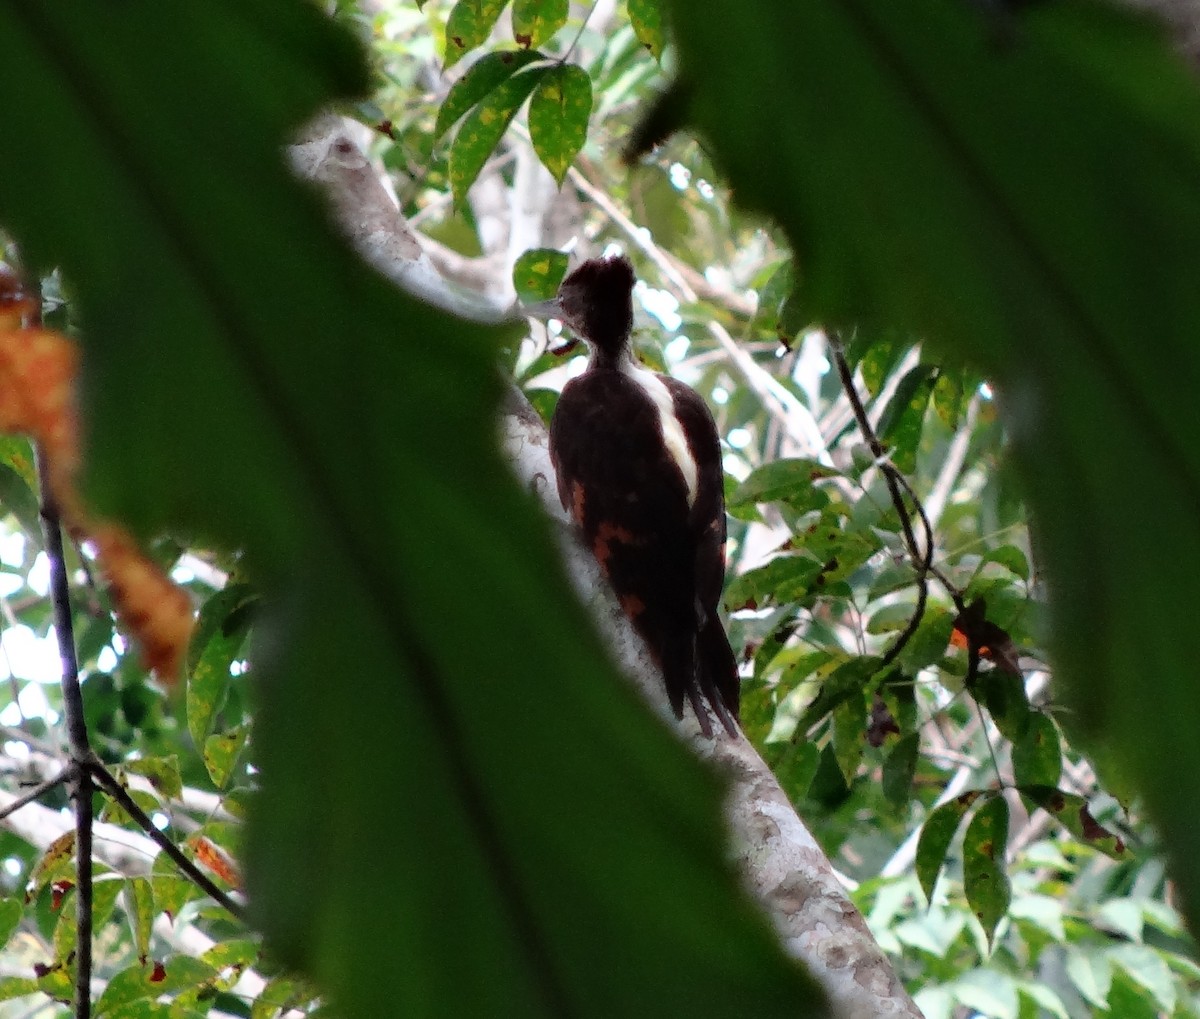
[0,771,68,823]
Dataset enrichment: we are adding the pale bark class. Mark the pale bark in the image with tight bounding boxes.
[291,115,922,1019]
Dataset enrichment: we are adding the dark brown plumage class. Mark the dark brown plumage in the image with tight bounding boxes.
[543,255,739,737]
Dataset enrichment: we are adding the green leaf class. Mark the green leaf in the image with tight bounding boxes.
[831,693,866,782]
[512,247,569,303]
[444,0,509,69]
[766,741,821,801]
[104,1003,176,1019]
[1110,944,1175,1014]
[667,0,1200,927]
[875,363,936,474]
[961,794,1010,947]
[628,0,666,60]
[0,976,38,1003]
[0,457,41,539]
[981,544,1030,582]
[127,878,154,963]
[203,724,249,788]
[750,259,794,339]
[915,791,981,902]
[35,962,73,1003]
[931,368,964,431]
[723,555,823,610]
[1020,786,1128,859]
[1011,712,1061,787]
[896,604,954,673]
[186,582,256,673]
[435,49,546,139]
[125,755,183,801]
[251,976,320,1019]
[97,958,218,1016]
[201,938,260,985]
[0,6,822,1017]
[0,898,22,949]
[1065,949,1113,1010]
[449,66,548,203]
[881,731,920,806]
[865,601,918,635]
[972,668,1032,742]
[187,584,254,749]
[512,0,567,49]
[729,457,839,508]
[528,64,593,185]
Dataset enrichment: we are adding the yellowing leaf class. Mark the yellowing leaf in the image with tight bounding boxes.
[628,0,665,61]
[444,0,508,69]
[511,0,567,49]
[528,64,592,185]
[448,65,548,203]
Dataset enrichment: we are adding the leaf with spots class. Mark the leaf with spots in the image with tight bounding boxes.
[875,362,936,474]
[628,0,665,60]
[512,247,570,303]
[1011,712,1062,787]
[916,791,980,903]
[512,0,568,49]
[729,457,839,510]
[448,65,548,204]
[1021,786,1127,859]
[931,368,964,431]
[203,724,249,789]
[962,794,1011,947]
[435,49,546,139]
[443,0,510,69]
[187,581,255,750]
[125,754,183,801]
[528,63,592,185]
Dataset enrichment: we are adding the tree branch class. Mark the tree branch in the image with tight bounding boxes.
[288,119,922,1017]
[86,762,246,923]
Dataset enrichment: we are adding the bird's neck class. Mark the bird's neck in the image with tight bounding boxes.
[587,335,632,372]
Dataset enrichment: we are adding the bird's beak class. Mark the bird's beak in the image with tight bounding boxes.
[522,297,563,323]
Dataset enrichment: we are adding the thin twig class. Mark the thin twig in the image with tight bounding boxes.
[560,0,600,64]
[831,344,921,558]
[28,261,94,1019]
[36,445,93,1019]
[0,771,69,823]
[87,762,247,923]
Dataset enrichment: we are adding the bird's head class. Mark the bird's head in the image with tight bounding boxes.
[525,255,636,359]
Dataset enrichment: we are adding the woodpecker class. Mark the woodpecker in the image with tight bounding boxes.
[530,255,740,737]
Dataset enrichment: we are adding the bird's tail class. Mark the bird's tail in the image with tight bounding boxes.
[662,618,740,738]
[697,615,740,737]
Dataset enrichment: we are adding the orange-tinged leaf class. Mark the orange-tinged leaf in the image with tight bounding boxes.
[191,835,241,889]
[0,270,192,682]
[91,524,193,679]
[28,832,75,895]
